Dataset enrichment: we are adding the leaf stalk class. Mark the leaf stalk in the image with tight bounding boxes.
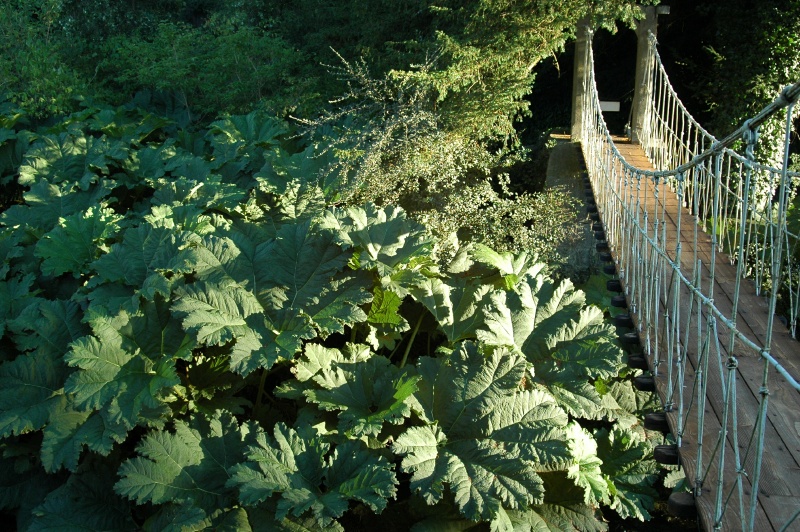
[399,313,424,369]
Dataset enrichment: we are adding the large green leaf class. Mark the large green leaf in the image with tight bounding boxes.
[0,130,33,186]
[601,379,660,432]
[326,204,433,277]
[531,343,622,421]
[229,311,316,375]
[64,340,178,428]
[208,113,287,151]
[1,180,114,233]
[82,135,131,185]
[0,273,37,338]
[257,144,348,200]
[181,353,251,416]
[0,229,24,278]
[475,273,623,420]
[0,301,85,452]
[254,220,350,312]
[478,274,586,356]
[190,219,349,323]
[365,285,409,350]
[469,243,545,289]
[267,180,327,223]
[123,140,174,181]
[142,502,210,532]
[17,133,88,186]
[189,220,360,375]
[152,174,246,213]
[207,112,287,173]
[8,299,88,358]
[40,407,128,473]
[393,342,571,522]
[187,230,272,290]
[0,352,69,438]
[18,133,129,189]
[229,423,397,528]
[84,298,193,361]
[165,152,215,183]
[116,411,254,513]
[565,423,608,506]
[29,459,136,531]
[122,296,195,361]
[478,289,536,354]
[306,270,372,337]
[172,281,262,346]
[64,305,183,429]
[270,513,346,532]
[88,107,173,144]
[34,206,122,277]
[507,471,608,532]
[91,224,200,299]
[544,335,624,383]
[595,427,659,521]
[545,380,606,421]
[508,503,606,532]
[409,277,491,344]
[290,344,420,437]
[525,276,584,345]
[146,204,215,235]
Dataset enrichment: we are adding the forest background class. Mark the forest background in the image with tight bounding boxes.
[0,0,798,530]
[2,0,798,256]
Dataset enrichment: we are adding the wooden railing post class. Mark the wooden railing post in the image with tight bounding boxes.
[630,5,670,144]
[571,18,591,142]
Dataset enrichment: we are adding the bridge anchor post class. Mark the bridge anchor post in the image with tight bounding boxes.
[630,5,670,143]
[570,18,591,142]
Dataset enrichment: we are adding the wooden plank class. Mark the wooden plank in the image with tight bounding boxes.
[643,297,778,531]
[632,164,800,482]
[758,496,800,531]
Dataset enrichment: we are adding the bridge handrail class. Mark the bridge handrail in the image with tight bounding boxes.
[642,32,800,340]
[647,32,800,179]
[585,41,800,389]
[586,45,799,183]
[580,28,800,529]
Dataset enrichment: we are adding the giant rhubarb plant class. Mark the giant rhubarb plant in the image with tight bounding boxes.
[0,103,664,530]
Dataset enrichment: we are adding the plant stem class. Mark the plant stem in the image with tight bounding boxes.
[399,313,424,369]
[252,367,269,421]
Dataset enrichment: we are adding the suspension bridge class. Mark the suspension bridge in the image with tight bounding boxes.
[571,8,800,531]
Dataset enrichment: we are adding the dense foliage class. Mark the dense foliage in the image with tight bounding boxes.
[1,0,663,266]
[680,0,800,169]
[0,1,700,528]
[0,102,675,530]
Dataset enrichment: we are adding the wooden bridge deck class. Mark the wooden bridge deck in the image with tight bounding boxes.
[603,140,800,531]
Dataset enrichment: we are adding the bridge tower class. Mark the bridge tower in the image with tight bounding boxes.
[630,5,671,143]
[571,6,670,143]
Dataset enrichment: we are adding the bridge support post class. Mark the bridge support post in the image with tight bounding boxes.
[630,5,670,144]
[570,18,591,142]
